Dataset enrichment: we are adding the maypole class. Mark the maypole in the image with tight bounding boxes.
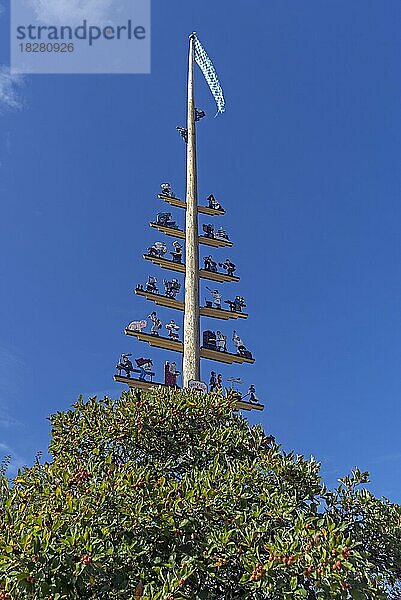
[113,33,264,412]
[182,33,200,386]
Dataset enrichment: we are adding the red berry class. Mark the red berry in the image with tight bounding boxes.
[80,554,91,565]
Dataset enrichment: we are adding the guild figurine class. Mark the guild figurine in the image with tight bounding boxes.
[195,108,206,122]
[215,226,230,241]
[135,357,154,381]
[232,331,253,359]
[164,361,180,387]
[203,255,217,272]
[216,331,227,352]
[247,384,259,404]
[209,371,217,391]
[225,296,246,313]
[219,258,236,277]
[148,311,162,336]
[148,241,167,258]
[177,126,188,143]
[145,275,158,294]
[203,330,226,352]
[206,287,222,310]
[166,319,180,340]
[160,182,174,197]
[207,194,224,211]
[155,212,178,229]
[171,240,183,263]
[127,320,147,332]
[202,223,215,238]
[116,353,134,378]
[163,278,181,299]
[209,371,223,392]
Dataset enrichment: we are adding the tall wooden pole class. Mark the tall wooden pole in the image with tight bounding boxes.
[183,33,200,386]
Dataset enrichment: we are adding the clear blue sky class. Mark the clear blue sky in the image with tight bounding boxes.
[1,0,400,501]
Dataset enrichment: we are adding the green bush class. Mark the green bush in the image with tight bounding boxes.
[0,387,400,599]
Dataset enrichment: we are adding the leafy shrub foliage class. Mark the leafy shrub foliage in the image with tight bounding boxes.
[0,388,400,599]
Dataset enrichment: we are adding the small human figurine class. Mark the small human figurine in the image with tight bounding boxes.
[148,241,167,258]
[148,311,162,336]
[171,240,183,263]
[116,353,134,378]
[215,226,229,241]
[206,287,222,309]
[155,213,178,229]
[202,223,215,238]
[127,320,147,332]
[160,182,174,197]
[207,194,223,211]
[225,296,246,313]
[219,259,236,277]
[195,108,206,122]
[135,357,154,381]
[166,319,180,340]
[232,331,252,358]
[176,126,188,143]
[216,373,223,390]
[164,361,180,387]
[216,331,227,352]
[163,278,181,299]
[145,276,158,294]
[203,255,217,272]
[209,371,217,392]
[247,384,259,404]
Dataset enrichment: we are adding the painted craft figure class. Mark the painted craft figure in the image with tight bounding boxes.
[148,241,167,258]
[209,371,217,391]
[202,223,214,238]
[207,194,223,212]
[163,278,181,299]
[225,295,246,313]
[219,258,236,277]
[116,353,134,378]
[209,371,222,392]
[206,287,222,309]
[164,361,180,387]
[195,108,206,122]
[232,330,253,359]
[148,311,162,336]
[204,330,227,352]
[216,331,227,352]
[203,255,217,272]
[155,212,178,229]
[177,126,188,143]
[135,357,154,381]
[145,275,158,294]
[215,226,230,241]
[166,319,180,340]
[127,320,147,332]
[171,240,183,263]
[160,182,174,197]
[247,384,259,404]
